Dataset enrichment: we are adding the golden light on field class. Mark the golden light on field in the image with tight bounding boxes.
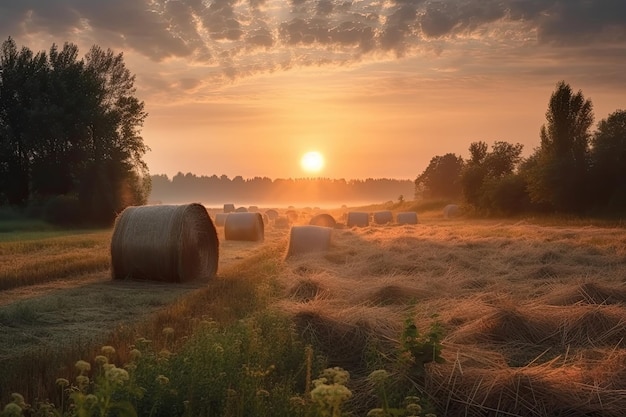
[300,151,325,174]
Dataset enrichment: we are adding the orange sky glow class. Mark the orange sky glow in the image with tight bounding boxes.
[2,1,625,180]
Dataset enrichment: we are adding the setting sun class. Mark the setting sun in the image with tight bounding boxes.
[300,151,325,174]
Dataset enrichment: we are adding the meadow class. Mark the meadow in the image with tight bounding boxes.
[1,202,626,416]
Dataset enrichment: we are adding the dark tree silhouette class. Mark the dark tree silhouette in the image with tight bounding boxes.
[414,153,464,200]
[590,110,626,210]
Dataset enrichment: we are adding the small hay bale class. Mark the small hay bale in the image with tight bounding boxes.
[396,211,418,225]
[248,205,259,212]
[373,210,393,225]
[223,203,235,213]
[274,216,291,228]
[443,203,459,218]
[214,212,229,227]
[224,212,264,241]
[286,209,299,222]
[234,206,248,212]
[110,203,219,282]
[265,209,279,220]
[309,213,337,228]
[346,211,369,227]
[286,225,332,258]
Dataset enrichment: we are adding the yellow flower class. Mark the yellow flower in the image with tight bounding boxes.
[156,375,170,385]
[94,355,108,366]
[56,378,70,388]
[3,403,23,417]
[101,346,116,356]
[129,348,141,360]
[75,360,91,373]
[106,367,130,385]
[162,327,175,335]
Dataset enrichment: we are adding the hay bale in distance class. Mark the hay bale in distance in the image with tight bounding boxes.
[265,209,279,220]
[309,213,337,228]
[396,211,418,225]
[223,203,235,213]
[444,204,459,218]
[286,209,299,222]
[347,211,369,227]
[110,203,219,282]
[274,216,291,228]
[214,212,229,227]
[373,210,393,225]
[286,225,332,258]
[224,212,264,241]
[234,206,248,213]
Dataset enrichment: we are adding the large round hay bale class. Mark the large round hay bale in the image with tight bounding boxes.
[110,203,219,282]
[347,211,369,227]
[265,209,279,220]
[214,212,229,227]
[373,211,393,225]
[224,212,264,241]
[309,213,337,228]
[444,204,459,218]
[396,211,418,225]
[223,203,235,213]
[286,225,332,258]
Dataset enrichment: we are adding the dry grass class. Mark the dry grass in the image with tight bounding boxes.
[3,206,626,415]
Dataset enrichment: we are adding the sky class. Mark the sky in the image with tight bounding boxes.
[1,0,625,181]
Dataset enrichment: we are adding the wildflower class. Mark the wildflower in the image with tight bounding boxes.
[425,414,437,417]
[3,403,23,417]
[289,396,306,407]
[368,369,390,384]
[162,327,175,336]
[105,367,130,385]
[76,375,90,389]
[11,393,26,408]
[256,389,270,398]
[156,375,170,385]
[226,389,237,398]
[56,378,70,388]
[406,403,423,415]
[367,408,385,417]
[319,367,350,385]
[85,394,98,407]
[129,348,141,360]
[213,343,224,355]
[124,363,137,372]
[404,396,420,404]
[103,363,115,372]
[94,355,108,366]
[101,345,116,356]
[75,360,91,373]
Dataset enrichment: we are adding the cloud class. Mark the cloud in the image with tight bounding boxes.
[1,0,625,84]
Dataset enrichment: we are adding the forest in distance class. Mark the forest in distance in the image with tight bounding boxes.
[149,173,415,207]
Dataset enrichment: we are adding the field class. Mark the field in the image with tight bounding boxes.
[1,203,626,416]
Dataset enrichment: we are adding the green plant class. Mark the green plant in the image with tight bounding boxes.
[401,317,444,378]
[309,367,352,417]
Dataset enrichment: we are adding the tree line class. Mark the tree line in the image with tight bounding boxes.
[150,174,414,207]
[0,37,150,225]
[415,81,626,216]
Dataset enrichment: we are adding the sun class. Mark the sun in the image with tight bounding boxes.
[300,151,325,173]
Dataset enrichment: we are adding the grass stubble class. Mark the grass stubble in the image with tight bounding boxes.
[1,203,626,416]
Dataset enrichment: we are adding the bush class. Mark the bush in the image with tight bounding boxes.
[42,195,83,226]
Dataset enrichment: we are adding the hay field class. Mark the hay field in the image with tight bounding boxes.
[2,205,626,415]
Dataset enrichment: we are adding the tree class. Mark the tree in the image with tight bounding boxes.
[0,37,150,224]
[590,109,626,210]
[414,153,463,200]
[525,81,594,212]
[460,140,525,213]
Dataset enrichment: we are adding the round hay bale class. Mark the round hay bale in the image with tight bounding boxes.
[286,225,332,258]
[234,206,248,213]
[224,212,264,241]
[373,210,393,225]
[223,203,235,213]
[248,205,259,212]
[274,216,291,228]
[265,209,279,220]
[347,211,369,227]
[286,209,299,222]
[396,211,418,225]
[214,212,229,227]
[309,213,337,228]
[443,204,459,218]
[110,203,219,283]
